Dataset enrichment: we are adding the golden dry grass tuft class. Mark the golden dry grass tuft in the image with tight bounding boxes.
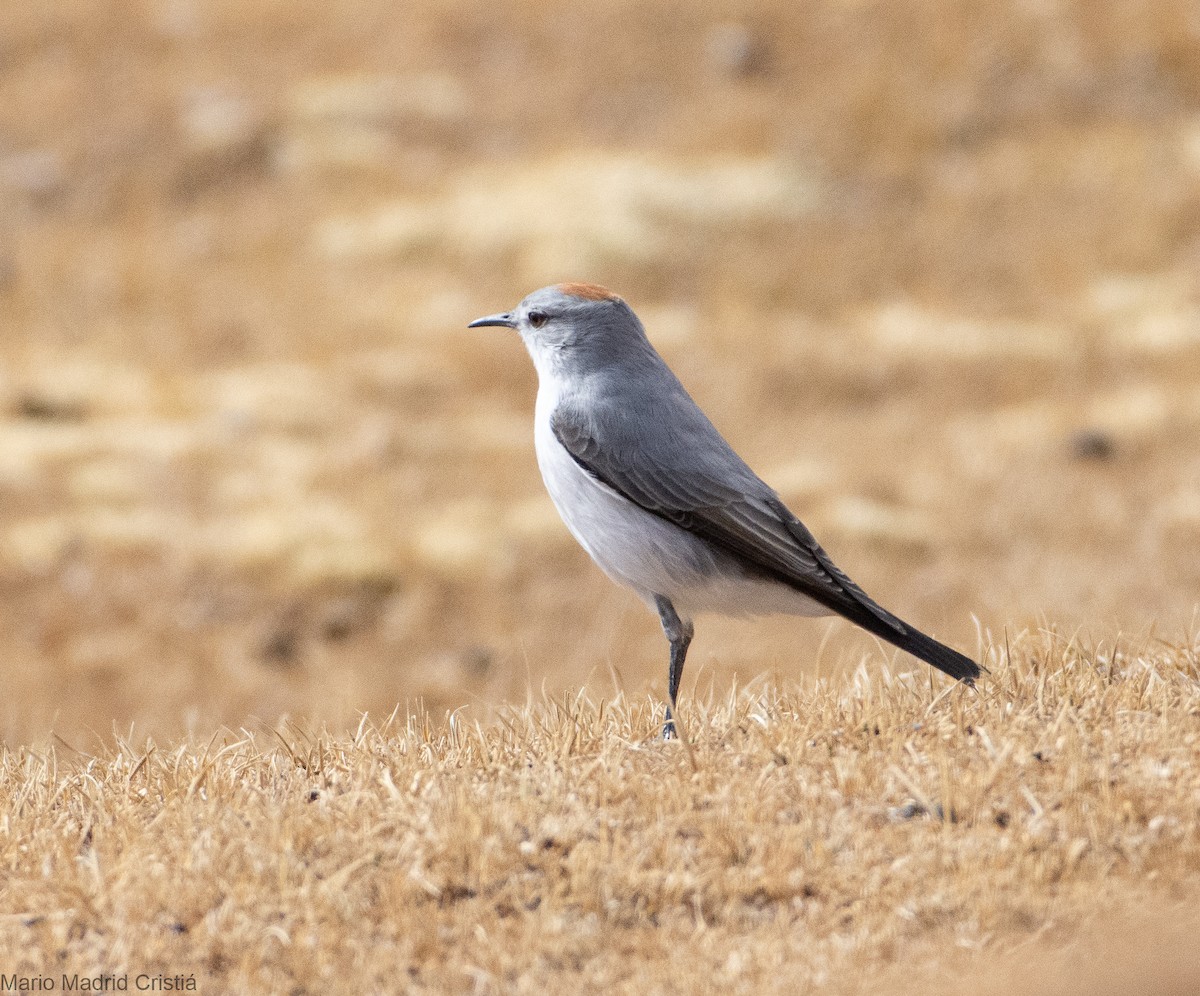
[3,634,1200,993]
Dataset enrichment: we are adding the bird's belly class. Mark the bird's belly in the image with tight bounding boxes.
[534,424,701,594]
[533,423,830,621]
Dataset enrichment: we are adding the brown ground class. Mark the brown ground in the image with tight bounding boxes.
[1,0,1199,990]
[4,641,1200,994]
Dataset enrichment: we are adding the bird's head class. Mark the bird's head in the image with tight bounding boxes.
[469,283,650,378]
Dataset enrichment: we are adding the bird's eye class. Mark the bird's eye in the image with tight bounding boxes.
[528,310,549,329]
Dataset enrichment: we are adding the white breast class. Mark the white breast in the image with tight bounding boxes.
[533,379,667,596]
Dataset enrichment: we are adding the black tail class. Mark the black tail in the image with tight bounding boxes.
[818,574,982,683]
[770,513,983,683]
[825,593,982,682]
[873,614,982,683]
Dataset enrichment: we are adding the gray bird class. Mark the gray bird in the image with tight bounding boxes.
[470,283,980,737]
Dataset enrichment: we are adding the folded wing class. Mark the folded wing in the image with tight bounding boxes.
[551,395,980,683]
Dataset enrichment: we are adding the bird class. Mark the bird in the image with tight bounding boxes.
[469,283,981,738]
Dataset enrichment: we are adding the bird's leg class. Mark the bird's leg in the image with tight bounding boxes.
[654,595,694,740]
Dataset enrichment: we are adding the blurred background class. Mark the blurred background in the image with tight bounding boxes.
[0,1,1198,742]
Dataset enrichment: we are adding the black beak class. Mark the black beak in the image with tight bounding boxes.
[467,312,517,329]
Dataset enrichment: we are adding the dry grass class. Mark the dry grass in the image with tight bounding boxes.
[3,635,1200,993]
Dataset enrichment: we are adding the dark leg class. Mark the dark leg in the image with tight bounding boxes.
[654,595,694,739]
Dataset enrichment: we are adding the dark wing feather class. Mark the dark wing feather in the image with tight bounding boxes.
[551,397,980,683]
